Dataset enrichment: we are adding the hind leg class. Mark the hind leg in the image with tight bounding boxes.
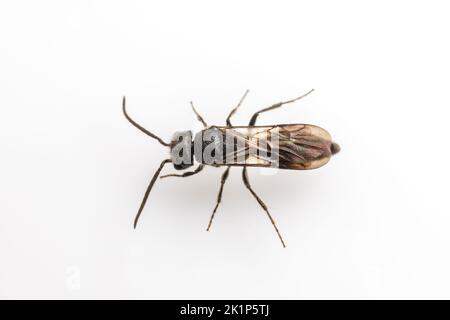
[248,89,314,126]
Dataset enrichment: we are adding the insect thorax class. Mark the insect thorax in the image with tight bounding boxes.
[192,127,280,167]
[171,127,276,169]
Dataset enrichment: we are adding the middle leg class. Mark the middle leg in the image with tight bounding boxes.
[242,167,286,247]
[226,89,250,126]
[206,166,231,231]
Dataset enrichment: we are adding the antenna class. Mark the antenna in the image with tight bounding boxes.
[122,96,170,147]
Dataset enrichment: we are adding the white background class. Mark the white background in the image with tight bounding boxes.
[1,0,449,299]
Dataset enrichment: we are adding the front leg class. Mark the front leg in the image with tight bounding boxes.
[160,164,204,179]
[206,166,231,231]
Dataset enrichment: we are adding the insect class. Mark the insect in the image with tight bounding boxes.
[123,89,340,247]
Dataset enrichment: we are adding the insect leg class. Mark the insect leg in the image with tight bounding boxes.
[241,167,286,248]
[133,159,172,229]
[190,101,208,128]
[226,89,250,126]
[248,89,314,126]
[206,166,231,231]
[160,164,204,179]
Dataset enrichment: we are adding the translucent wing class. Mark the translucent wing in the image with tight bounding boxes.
[217,124,334,170]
